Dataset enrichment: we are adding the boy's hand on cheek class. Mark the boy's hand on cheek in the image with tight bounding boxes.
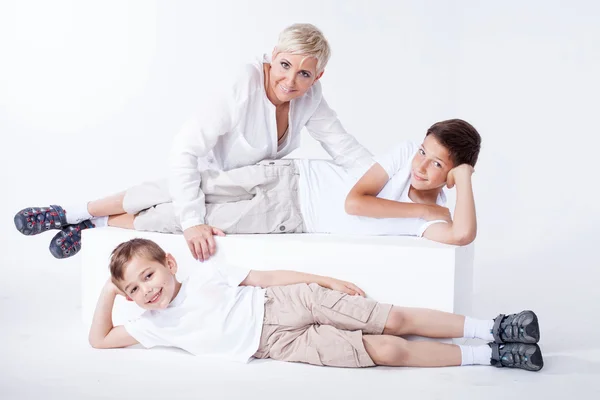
[446,164,475,188]
[325,278,366,297]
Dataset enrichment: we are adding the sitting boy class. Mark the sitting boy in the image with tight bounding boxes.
[15,119,481,260]
[89,238,543,372]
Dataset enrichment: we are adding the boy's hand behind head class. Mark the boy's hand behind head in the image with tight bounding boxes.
[446,164,475,189]
[104,279,127,298]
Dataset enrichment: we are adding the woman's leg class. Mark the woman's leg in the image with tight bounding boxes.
[107,213,134,229]
[87,191,127,217]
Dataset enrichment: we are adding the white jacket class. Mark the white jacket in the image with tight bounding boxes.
[169,55,373,231]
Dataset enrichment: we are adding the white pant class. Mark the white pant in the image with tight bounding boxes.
[122,160,305,234]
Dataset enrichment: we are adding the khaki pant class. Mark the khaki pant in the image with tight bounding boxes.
[122,159,305,234]
[254,283,392,368]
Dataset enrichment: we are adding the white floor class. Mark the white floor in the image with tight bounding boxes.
[2,236,600,400]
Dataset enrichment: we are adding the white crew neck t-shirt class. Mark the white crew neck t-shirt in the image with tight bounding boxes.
[124,262,265,363]
[296,141,448,236]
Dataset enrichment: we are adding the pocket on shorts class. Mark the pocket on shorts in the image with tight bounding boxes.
[320,291,377,323]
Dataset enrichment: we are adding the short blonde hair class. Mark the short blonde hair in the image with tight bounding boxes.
[276,23,331,74]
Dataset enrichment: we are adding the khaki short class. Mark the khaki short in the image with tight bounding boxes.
[122,159,305,234]
[253,283,392,368]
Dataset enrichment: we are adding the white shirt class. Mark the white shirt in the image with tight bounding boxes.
[124,263,266,363]
[296,141,448,236]
[169,54,373,231]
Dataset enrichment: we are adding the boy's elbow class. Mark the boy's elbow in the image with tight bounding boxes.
[89,335,107,349]
[453,230,477,246]
[344,195,361,215]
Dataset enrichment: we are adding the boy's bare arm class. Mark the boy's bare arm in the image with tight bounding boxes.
[345,163,450,221]
[423,164,477,246]
[241,270,365,297]
[88,280,139,349]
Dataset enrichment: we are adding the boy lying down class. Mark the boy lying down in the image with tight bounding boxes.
[89,238,543,372]
[16,119,481,262]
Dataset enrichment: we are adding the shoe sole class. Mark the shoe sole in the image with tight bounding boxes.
[520,343,543,372]
[525,312,540,344]
[14,206,67,236]
[49,230,82,259]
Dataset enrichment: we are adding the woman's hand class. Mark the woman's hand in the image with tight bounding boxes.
[183,224,226,262]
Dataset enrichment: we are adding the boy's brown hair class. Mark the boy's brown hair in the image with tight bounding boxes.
[426,119,482,167]
[109,238,167,283]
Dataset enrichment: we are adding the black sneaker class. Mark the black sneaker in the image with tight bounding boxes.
[492,310,540,344]
[489,342,543,372]
[48,220,95,259]
[14,205,68,236]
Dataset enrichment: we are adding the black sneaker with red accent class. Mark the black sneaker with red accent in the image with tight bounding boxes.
[14,205,68,235]
[48,220,95,259]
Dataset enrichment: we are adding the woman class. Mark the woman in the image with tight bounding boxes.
[14,23,373,261]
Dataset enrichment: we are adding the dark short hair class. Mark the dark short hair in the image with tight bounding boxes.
[426,119,481,167]
[109,238,167,283]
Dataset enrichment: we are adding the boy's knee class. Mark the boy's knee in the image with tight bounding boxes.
[368,336,409,366]
[384,307,411,334]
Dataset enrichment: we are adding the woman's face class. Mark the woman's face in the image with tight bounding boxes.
[267,51,323,105]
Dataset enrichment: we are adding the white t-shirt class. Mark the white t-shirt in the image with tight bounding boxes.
[296,141,448,236]
[124,263,266,363]
[169,54,373,231]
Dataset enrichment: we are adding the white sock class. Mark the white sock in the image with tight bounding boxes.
[459,345,492,366]
[463,316,494,341]
[91,216,108,228]
[65,203,93,224]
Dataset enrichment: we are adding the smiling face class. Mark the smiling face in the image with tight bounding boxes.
[265,51,323,105]
[410,135,454,190]
[119,254,181,310]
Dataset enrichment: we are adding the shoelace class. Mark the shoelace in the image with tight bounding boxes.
[56,226,81,256]
[25,207,62,230]
[55,221,95,256]
[500,315,526,342]
[492,344,532,368]
[499,346,530,367]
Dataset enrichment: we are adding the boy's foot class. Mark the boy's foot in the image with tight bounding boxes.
[14,205,68,236]
[492,310,540,344]
[49,220,95,259]
[489,342,543,372]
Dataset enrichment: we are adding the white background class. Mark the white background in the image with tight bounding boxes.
[1,0,599,398]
